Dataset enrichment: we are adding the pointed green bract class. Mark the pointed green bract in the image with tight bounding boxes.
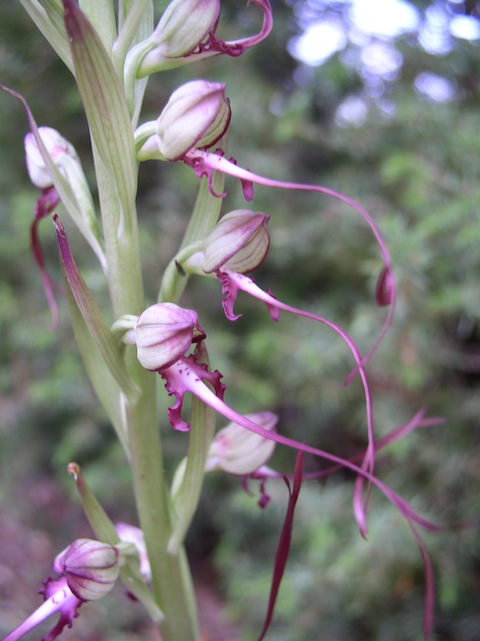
[54,215,139,401]
[63,0,137,228]
[68,464,164,623]
[64,275,130,455]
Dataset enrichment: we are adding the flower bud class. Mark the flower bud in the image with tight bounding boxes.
[206,411,277,475]
[139,0,220,74]
[156,80,230,160]
[201,210,270,274]
[53,539,120,601]
[134,302,206,371]
[25,126,80,189]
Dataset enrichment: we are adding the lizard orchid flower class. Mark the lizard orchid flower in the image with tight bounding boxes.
[136,80,231,162]
[184,209,271,275]
[135,0,272,76]
[2,539,119,641]
[25,127,79,328]
[205,411,277,476]
[217,418,279,507]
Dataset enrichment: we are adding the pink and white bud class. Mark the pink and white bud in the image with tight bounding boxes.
[201,210,270,274]
[24,126,80,189]
[206,411,277,475]
[139,0,220,75]
[53,539,120,602]
[134,302,206,371]
[156,80,230,160]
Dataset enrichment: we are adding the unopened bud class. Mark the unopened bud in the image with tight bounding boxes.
[206,411,277,475]
[25,127,80,189]
[53,539,120,601]
[156,80,230,160]
[134,302,206,371]
[201,210,270,274]
[138,0,220,75]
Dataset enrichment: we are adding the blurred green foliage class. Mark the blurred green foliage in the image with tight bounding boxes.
[1,1,479,640]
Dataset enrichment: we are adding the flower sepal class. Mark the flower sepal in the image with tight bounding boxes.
[180,209,271,278]
[53,538,120,602]
[131,302,206,372]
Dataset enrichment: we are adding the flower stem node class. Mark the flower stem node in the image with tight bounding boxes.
[132,302,206,371]
[206,411,277,475]
[25,126,80,189]
[155,80,231,160]
[53,538,120,601]
[195,209,271,274]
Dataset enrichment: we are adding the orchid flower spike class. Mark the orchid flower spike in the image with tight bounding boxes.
[134,0,272,76]
[2,539,120,641]
[136,80,231,162]
[126,302,439,635]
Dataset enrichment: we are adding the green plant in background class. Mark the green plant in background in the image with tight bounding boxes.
[0,1,467,640]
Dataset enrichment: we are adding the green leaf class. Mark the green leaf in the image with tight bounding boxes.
[64,272,130,455]
[62,0,138,226]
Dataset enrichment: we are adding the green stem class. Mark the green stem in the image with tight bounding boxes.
[158,167,225,303]
[94,149,199,641]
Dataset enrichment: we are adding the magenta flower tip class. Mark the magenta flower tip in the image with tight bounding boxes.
[376,266,394,306]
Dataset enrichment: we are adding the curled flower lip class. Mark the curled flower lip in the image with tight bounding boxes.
[1,576,83,641]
